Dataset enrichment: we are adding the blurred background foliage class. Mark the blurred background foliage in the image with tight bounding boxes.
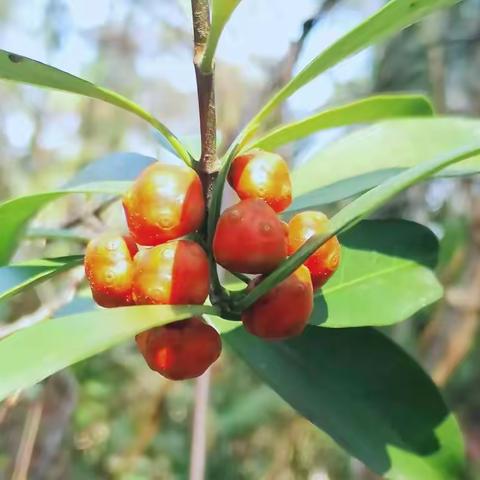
[0,0,480,478]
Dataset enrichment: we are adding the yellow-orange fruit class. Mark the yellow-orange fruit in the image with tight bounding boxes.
[242,265,313,340]
[228,149,292,212]
[140,317,222,380]
[132,239,209,305]
[288,211,341,289]
[213,199,288,274]
[122,162,205,246]
[84,233,138,308]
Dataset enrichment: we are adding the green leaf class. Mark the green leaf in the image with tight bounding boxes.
[201,0,242,73]
[25,228,90,243]
[0,152,155,265]
[0,256,83,302]
[236,142,480,310]
[238,0,459,146]
[216,321,464,480]
[291,118,480,209]
[0,304,218,401]
[0,50,191,165]
[0,183,123,266]
[250,95,434,151]
[316,220,441,327]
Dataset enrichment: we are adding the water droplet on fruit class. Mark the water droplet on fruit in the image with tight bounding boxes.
[158,215,173,228]
[106,240,118,251]
[162,247,175,259]
[104,270,115,284]
[229,208,241,221]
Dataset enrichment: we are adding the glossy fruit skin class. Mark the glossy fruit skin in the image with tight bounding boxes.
[84,233,138,308]
[288,211,341,289]
[132,239,209,305]
[122,162,205,246]
[213,199,288,274]
[228,149,292,213]
[242,265,313,340]
[139,317,222,380]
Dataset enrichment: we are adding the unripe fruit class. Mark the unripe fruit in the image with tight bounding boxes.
[122,162,205,246]
[288,211,341,289]
[213,199,288,274]
[84,233,138,308]
[242,265,313,340]
[140,317,222,380]
[132,239,209,305]
[228,149,292,212]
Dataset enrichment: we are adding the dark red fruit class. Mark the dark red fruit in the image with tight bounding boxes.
[242,265,313,340]
[139,317,222,380]
[213,199,288,274]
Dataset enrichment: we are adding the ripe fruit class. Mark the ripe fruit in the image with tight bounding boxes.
[122,162,205,246]
[228,149,292,212]
[139,317,222,380]
[84,233,138,308]
[132,239,209,305]
[242,265,313,340]
[213,199,288,274]
[288,211,341,289]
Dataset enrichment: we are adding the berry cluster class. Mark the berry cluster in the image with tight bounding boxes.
[84,149,340,380]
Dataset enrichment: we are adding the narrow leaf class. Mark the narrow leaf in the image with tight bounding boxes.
[201,0,242,73]
[0,50,191,164]
[0,256,83,302]
[216,320,465,480]
[291,118,480,207]
[239,0,458,146]
[0,304,218,401]
[251,95,433,151]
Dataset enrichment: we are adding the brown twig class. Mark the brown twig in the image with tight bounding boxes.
[189,2,217,479]
[11,399,44,480]
[192,0,220,201]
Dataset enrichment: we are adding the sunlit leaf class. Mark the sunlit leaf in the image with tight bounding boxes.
[0,256,83,302]
[251,95,433,151]
[0,304,218,401]
[316,220,441,327]
[239,0,459,146]
[291,118,480,210]
[0,50,191,164]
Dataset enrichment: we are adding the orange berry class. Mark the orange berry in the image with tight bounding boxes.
[228,149,292,212]
[288,211,341,289]
[140,317,222,380]
[84,233,138,308]
[122,162,205,246]
[132,239,209,305]
[213,199,288,274]
[242,265,313,340]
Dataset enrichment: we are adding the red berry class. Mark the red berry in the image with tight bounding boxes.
[140,317,222,380]
[84,233,138,308]
[213,199,288,274]
[132,239,209,305]
[228,149,292,212]
[242,265,313,340]
[288,211,341,289]
[123,162,205,246]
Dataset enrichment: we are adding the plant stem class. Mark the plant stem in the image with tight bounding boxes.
[192,0,220,200]
[189,4,219,480]
[191,0,225,303]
